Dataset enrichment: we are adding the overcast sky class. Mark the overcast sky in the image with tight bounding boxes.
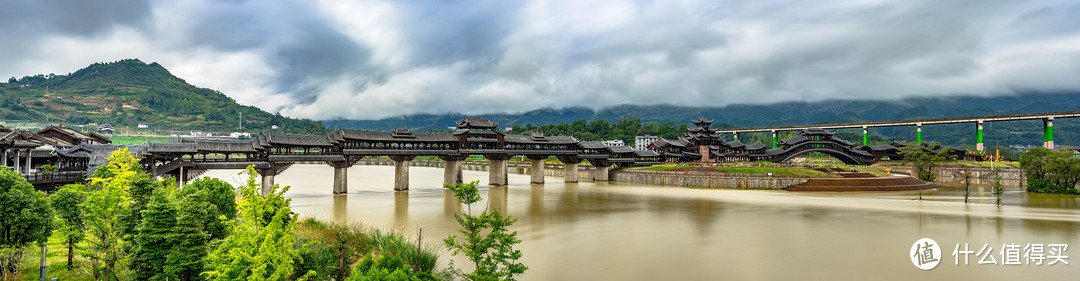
[2,0,1079,120]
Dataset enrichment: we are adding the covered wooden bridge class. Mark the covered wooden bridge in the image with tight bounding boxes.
[141,117,658,195]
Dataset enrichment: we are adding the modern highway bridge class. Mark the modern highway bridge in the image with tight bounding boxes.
[715,111,1077,152]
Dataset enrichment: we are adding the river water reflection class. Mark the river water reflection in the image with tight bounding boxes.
[202,164,1080,280]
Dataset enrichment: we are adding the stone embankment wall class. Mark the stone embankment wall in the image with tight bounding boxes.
[890,166,1025,186]
[609,170,808,189]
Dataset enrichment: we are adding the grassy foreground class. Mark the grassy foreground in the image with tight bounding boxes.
[13,218,441,281]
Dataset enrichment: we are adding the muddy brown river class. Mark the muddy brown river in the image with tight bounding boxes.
[202,164,1080,280]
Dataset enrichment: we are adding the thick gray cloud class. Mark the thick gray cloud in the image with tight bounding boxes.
[2,0,1079,120]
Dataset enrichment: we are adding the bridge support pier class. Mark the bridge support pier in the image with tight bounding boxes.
[1044,117,1054,149]
[442,159,463,187]
[595,166,609,181]
[916,123,923,144]
[528,156,546,184]
[564,162,580,183]
[862,126,868,146]
[261,174,275,196]
[488,156,508,186]
[333,166,348,194]
[391,156,414,191]
[771,130,779,148]
[975,121,984,153]
[258,163,291,197]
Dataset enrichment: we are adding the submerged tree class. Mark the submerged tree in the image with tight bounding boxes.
[444,181,527,281]
[991,173,1005,206]
[1021,147,1080,194]
[203,166,314,280]
[899,142,955,200]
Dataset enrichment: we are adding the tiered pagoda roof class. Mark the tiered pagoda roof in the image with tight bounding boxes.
[339,129,458,142]
[503,133,577,145]
[457,117,498,130]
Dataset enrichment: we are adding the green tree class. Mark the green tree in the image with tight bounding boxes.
[117,173,162,253]
[900,142,955,182]
[444,181,527,281]
[82,148,140,280]
[1020,147,1080,194]
[167,188,211,281]
[203,166,314,280]
[130,191,177,281]
[899,142,955,200]
[0,166,55,278]
[1020,147,1051,181]
[50,184,88,270]
[182,177,236,240]
[346,255,437,281]
[991,173,1005,206]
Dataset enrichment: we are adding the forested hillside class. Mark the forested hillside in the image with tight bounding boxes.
[327,93,1080,147]
[0,59,327,134]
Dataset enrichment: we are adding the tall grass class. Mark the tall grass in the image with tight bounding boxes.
[369,228,440,273]
[292,218,441,280]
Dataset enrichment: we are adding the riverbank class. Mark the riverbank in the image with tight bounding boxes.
[783,176,940,191]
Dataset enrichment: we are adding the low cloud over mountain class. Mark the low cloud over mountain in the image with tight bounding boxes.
[3,0,1080,120]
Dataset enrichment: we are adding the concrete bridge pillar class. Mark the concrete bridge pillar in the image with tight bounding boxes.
[488,156,508,186]
[260,174,275,196]
[564,162,580,183]
[442,159,463,187]
[862,126,869,146]
[257,162,291,197]
[975,120,984,153]
[528,156,546,184]
[1044,117,1054,149]
[916,123,923,144]
[333,166,348,194]
[390,156,414,191]
[595,166,610,181]
[771,130,779,148]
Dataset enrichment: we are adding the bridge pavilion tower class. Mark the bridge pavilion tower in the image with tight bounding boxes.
[685,118,723,162]
[454,117,510,186]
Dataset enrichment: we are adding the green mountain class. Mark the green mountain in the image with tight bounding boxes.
[0,59,327,134]
[325,93,1080,147]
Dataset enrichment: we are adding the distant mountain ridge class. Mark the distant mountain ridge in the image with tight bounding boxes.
[325,92,1080,129]
[0,59,327,134]
[324,92,1080,147]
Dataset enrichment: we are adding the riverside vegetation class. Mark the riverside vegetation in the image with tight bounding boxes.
[1020,147,1080,195]
[0,149,485,281]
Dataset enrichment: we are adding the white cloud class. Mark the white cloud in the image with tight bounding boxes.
[2,0,1080,120]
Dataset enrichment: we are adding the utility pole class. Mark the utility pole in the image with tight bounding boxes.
[239,112,243,130]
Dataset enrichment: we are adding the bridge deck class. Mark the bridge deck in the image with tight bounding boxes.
[718,110,1080,133]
